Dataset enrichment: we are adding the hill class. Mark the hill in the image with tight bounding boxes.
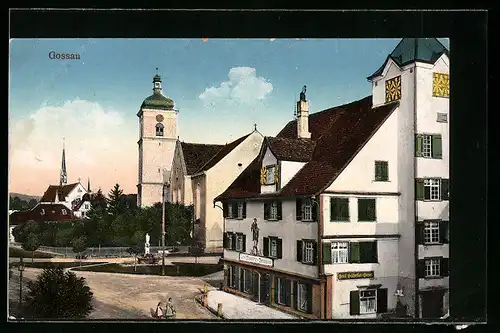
[9,192,41,202]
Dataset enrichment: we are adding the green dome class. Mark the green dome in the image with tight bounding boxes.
[141,92,175,110]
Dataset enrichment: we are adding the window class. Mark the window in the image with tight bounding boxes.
[156,123,164,136]
[330,197,350,221]
[303,241,314,264]
[416,134,442,159]
[359,289,377,314]
[62,209,67,215]
[424,221,440,244]
[275,277,291,306]
[297,283,309,312]
[225,201,246,219]
[84,203,90,209]
[437,112,448,123]
[266,165,276,185]
[225,233,234,250]
[244,269,252,293]
[227,203,234,218]
[82,211,86,217]
[264,201,282,221]
[332,242,349,264]
[424,179,441,201]
[230,266,238,289]
[385,75,401,103]
[263,237,282,259]
[425,258,441,277]
[374,161,389,181]
[416,178,449,201]
[236,233,245,252]
[358,199,376,222]
[296,198,317,222]
[237,202,244,219]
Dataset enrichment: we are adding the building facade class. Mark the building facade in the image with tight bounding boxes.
[137,74,178,207]
[170,130,264,252]
[215,38,449,319]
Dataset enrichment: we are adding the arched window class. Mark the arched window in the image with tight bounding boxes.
[156,123,164,136]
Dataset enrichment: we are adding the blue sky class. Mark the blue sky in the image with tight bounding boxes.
[9,38,449,195]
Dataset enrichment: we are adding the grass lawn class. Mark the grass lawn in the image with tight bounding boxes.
[73,262,223,277]
[9,247,54,259]
[9,261,107,270]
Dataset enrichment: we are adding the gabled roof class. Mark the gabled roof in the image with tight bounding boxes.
[194,133,252,174]
[367,38,449,80]
[215,96,399,201]
[9,203,75,225]
[265,137,315,162]
[40,183,80,202]
[180,142,224,175]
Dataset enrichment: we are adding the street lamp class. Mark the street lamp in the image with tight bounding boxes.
[162,183,167,276]
[18,257,25,309]
[213,202,225,253]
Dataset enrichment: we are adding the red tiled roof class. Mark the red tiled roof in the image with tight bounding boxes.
[180,142,224,175]
[9,203,76,225]
[40,183,79,202]
[194,133,252,174]
[215,96,399,201]
[265,137,315,162]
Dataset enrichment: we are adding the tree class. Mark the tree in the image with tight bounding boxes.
[107,184,126,216]
[23,267,93,319]
[55,228,73,247]
[71,236,87,265]
[189,239,205,264]
[90,189,108,211]
[22,233,41,263]
[127,230,144,272]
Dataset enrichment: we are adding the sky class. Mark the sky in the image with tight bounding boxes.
[9,38,449,196]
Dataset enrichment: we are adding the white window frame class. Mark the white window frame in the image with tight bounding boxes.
[270,238,277,258]
[227,203,234,219]
[359,289,377,314]
[424,221,440,244]
[302,241,314,264]
[277,278,287,305]
[422,135,433,158]
[243,269,252,293]
[236,234,244,252]
[331,241,349,264]
[266,166,276,185]
[237,202,244,219]
[156,123,164,136]
[84,203,90,209]
[227,233,233,249]
[269,201,278,220]
[302,199,313,221]
[297,282,308,312]
[424,179,441,201]
[425,258,441,277]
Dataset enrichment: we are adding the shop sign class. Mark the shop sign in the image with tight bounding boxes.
[239,253,273,267]
[337,271,374,280]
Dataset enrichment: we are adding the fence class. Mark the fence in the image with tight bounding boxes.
[34,245,191,258]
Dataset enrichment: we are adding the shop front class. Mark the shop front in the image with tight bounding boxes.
[222,254,324,319]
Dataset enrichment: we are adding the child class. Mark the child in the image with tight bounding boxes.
[164,298,176,319]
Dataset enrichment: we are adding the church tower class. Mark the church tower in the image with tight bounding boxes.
[60,139,68,186]
[137,72,178,207]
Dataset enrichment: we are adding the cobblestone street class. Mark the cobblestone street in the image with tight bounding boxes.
[9,268,216,320]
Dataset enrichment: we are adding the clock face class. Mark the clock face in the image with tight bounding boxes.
[156,114,164,122]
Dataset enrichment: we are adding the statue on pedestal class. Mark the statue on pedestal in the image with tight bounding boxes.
[250,218,260,256]
[145,233,151,255]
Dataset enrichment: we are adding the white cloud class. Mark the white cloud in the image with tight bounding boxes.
[9,99,137,193]
[199,67,273,107]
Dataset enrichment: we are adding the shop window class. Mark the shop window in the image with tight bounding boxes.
[274,277,291,306]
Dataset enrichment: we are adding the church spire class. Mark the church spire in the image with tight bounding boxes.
[87,177,91,193]
[153,69,162,94]
[60,139,68,186]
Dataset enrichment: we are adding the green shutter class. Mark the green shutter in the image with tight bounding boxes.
[296,240,303,262]
[417,259,426,278]
[322,242,332,264]
[441,258,449,277]
[349,242,360,263]
[439,221,449,244]
[292,281,298,309]
[416,223,425,245]
[296,199,302,221]
[415,179,425,200]
[263,237,269,256]
[330,198,336,221]
[432,135,443,159]
[341,198,350,221]
[242,202,247,218]
[277,201,283,220]
[306,283,313,313]
[368,199,376,221]
[223,203,228,218]
[277,238,283,259]
[358,199,366,221]
[274,277,278,304]
[441,179,450,200]
[350,290,360,315]
[264,203,269,220]
[382,161,388,181]
[415,134,423,157]
[375,162,381,181]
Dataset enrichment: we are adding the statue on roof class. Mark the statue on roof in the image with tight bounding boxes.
[300,85,307,101]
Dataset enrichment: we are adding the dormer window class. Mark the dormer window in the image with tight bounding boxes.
[261,164,278,185]
[156,123,164,136]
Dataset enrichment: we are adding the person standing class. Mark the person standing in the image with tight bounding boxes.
[155,302,164,319]
[164,298,176,319]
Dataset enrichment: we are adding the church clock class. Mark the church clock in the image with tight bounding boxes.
[156,114,164,122]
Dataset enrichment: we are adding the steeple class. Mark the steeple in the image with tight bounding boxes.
[60,139,68,186]
[153,68,162,94]
[87,177,91,193]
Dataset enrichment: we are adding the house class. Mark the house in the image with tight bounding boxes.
[170,129,264,252]
[214,38,449,319]
[39,182,92,219]
[9,203,76,229]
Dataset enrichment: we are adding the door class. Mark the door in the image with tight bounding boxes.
[251,271,259,302]
[421,290,444,318]
[260,273,270,304]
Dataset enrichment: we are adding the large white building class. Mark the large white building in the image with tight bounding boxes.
[137,74,178,207]
[214,38,449,319]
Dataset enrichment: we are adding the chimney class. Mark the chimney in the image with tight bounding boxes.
[297,85,311,139]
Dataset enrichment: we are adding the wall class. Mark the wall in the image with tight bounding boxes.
[225,200,319,279]
[280,161,306,189]
[205,132,264,249]
[260,146,277,194]
[192,175,206,243]
[324,238,399,318]
[169,141,193,205]
[140,183,163,207]
[321,194,399,236]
